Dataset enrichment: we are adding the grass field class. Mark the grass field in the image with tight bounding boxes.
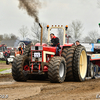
[0,68,10,72]
[0,60,6,64]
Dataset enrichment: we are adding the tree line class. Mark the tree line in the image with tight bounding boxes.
[19,0,100,44]
[0,33,18,41]
[65,20,99,43]
[0,20,99,44]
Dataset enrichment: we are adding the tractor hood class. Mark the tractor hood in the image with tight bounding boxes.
[31,45,56,62]
[43,46,56,53]
[35,43,47,46]
[31,44,56,53]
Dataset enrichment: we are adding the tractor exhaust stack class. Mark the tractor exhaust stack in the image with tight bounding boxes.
[39,23,43,46]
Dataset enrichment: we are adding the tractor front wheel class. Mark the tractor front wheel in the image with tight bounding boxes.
[48,57,66,83]
[12,55,30,81]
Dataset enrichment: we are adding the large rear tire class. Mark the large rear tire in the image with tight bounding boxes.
[12,55,29,82]
[48,57,66,83]
[61,46,76,81]
[73,46,87,81]
[62,46,87,82]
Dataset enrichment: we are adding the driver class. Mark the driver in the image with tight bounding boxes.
[50,33,60,55]
[76,40,81,46]
[18,46,22,55]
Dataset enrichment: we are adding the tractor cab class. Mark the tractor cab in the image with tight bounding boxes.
[31,24,72,56]
[30,24,73,72]
[31,25,70,62]
[46,25,73,55]
[47,25,67,46]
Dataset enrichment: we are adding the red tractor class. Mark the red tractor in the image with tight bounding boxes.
[0,44,10,60]
[12,24,87,83]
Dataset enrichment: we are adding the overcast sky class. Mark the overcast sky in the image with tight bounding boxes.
[0,0,100,39]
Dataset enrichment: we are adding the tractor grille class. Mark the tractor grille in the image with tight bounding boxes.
[31,46,43,50]
[32,51,42,62]
[32,51,42,57]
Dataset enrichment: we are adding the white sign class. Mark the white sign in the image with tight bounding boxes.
[34,52,40,57]
[81,43,94,52]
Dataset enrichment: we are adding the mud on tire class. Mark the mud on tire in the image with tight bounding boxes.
[61,46,76,81]
[48,57,66,83]
[73,46,87,81]
[12,55,29,82]
[61,45,87,82]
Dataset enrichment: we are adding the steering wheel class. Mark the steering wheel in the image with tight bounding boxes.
[47,41,51,46]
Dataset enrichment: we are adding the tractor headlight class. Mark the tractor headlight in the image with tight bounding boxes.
[31,46,43,50]
[38,46,43,50]
[31,46,35,50]
[38,57,42,61]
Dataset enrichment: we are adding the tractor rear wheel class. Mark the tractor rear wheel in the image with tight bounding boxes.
[48,57,66,83]
[12,55,29,81]
[73,46,87,81]
[90,63,94,78]
[61,45,87,82]
[61,46,76,81]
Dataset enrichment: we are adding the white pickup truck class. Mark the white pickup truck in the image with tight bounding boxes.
[6,51,15,65]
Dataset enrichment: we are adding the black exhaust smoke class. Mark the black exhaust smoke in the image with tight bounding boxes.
[18,0,41,23]
[18,0,43,45]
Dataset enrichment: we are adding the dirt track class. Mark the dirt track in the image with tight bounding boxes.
[0,63,11,69]
[0,64,100,100]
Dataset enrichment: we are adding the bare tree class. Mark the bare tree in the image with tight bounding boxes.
[65,29,73,43]
[9,33,18,40]
[31,22,47,43]
[83,36,92,43]
[70,20,83,41]
[0,33,18,41]
[0,35,3,41]
[66,29,73,36]
[3,34,10,40]
[57,26,73,44]
[83,30,99,43]
[19,25,29,40]
[57,29,64,45]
